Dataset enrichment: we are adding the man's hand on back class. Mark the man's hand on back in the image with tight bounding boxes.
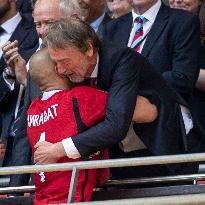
[34,141,67,164]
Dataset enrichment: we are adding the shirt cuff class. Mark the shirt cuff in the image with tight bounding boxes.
[180,105,193,134]
[62,138,81,159]
[3,71,15,90]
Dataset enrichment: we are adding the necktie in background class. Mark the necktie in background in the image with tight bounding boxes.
[0,26,5,35]
[9,85,25,137]
[130,16,145,52]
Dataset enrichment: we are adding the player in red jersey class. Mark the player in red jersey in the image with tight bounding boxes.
[27,48,157,204]
[27,49,109,204]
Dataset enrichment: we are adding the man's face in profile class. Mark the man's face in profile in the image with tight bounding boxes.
[48,46,92,83]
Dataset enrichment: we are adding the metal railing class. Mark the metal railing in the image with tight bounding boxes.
[0,152,204,175]
[0,152,205,204]
[58,193,205,205]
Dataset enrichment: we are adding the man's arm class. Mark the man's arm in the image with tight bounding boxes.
[162,14,200,100]
[133,96,158,123]
[196,69,205,91]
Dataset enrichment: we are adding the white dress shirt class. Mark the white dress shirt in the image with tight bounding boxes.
[0,12,22,57]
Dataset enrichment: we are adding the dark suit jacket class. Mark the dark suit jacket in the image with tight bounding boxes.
[0,13,38,186]
[16,0,32,14]
[96,12,112,40]
[102,3,200,104]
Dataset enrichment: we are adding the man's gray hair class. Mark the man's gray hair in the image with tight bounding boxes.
[44,18,101,53]
[60,0,83,19]
[33,0,83,19]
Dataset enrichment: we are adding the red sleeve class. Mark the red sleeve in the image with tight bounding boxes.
[71,86,108,127]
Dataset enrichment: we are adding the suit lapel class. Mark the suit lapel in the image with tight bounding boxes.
[9,18,29,48]
[97,13,112,40]
[141,4,169,57]
[117,14,133,47]
[97,45,111,90]
[0,56,5,73]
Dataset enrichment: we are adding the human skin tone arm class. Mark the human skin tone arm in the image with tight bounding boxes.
[0,139,5,160]
[195,69,205,91]
[133,96,158,123]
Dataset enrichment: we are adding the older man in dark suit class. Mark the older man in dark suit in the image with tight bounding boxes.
[0,0,38,186]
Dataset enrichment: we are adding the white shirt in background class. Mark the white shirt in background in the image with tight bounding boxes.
[0,12,22,57]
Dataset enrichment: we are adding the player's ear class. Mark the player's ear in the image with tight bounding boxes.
[85,41,94,57]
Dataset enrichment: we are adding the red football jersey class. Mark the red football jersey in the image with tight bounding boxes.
[27,86,108,204]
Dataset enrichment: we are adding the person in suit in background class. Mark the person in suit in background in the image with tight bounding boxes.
[103,0,202,177]
[16,0,33,14]
[0,0,38,187]
[78,0,112,39]
[106,0,132,19]
[169,0,205,150]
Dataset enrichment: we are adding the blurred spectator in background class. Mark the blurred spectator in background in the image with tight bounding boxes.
[106,0,132,19]
[78,0,111,39]
[16,0,33,14]
[0,0,38,187]
[170,0,205,150]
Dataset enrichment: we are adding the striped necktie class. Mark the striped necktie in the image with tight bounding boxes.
[130,16,145,52]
